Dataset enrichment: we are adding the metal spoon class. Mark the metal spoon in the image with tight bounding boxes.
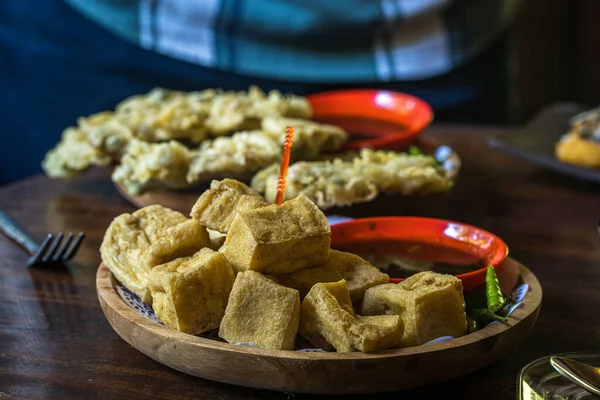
[550,356,600,396]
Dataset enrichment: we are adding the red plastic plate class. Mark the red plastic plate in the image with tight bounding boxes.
[307,89,433,150]
[330,217,509,291]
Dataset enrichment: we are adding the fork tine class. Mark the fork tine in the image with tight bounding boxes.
[52,232,74,262]
[28,234,53,267]
[42,233,63,263]
[63,232,85,261]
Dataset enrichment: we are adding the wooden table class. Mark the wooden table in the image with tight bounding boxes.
[1,126,599,399]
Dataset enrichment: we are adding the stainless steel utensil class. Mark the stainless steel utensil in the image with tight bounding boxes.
[550,356,600,396]
[0,210,84,267]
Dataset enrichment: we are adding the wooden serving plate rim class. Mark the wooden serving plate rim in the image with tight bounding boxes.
[96,257,542,361]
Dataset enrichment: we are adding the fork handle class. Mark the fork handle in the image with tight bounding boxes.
[0,210,39,254]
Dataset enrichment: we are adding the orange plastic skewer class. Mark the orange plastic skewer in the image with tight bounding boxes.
[275,126,295,205]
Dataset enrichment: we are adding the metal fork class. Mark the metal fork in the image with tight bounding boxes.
[0,210,84,267]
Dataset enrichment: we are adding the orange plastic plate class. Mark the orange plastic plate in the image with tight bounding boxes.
[330,217,509,291]
[307,89,433,150]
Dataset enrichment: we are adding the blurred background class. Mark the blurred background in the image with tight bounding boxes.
[0,0,598,185]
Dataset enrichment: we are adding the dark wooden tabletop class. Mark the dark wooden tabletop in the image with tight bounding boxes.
[1,125,599,400]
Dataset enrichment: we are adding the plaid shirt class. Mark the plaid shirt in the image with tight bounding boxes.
[63,0,520,83]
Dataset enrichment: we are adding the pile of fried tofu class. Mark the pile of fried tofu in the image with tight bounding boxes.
[101,178,468,352]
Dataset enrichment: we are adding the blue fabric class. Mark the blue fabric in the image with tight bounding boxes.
[0,0,509,186]
[64,0,520,82]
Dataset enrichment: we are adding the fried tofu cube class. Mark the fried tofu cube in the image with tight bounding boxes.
[190,179,267,233]
[277,262,342,298]
[219,271,300,350]
[220,195,330,275]
[353,315,403,352]
[327,250,389,303]
[300,281,404,352]
[144,219,211,267]
[101,204,197,304]
[299,280,357,352]
[148,248,235,335]
[361,271,467,347]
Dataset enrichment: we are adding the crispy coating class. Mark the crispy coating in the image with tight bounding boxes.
[144,219,211,267]
[299,280,403,352]
[219,271,300,350]
[100,205,205,304]
[556,134,600,168]
[355,149,453,194]
[186,119,349,186]
[219,195,331,275]
[148,248,235,334]
[276,262,343,299]
[190,179,267,234]
[555,108,600,168]
[42,112,131,178]
[112,139,197,195]
[43,86,313,181]
[115,87,212,143]
[186,131,281,184]
[205,86,311,135]
[361,271,467,347]
[325,250,390,304]
[251,160,378,209]
[251,148,453,209]
[261,117,348,160]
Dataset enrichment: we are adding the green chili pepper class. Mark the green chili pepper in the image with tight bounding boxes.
[466,316,479,334]
[408,146,422,156]
[486,265,505,313]
[468,308,507,328]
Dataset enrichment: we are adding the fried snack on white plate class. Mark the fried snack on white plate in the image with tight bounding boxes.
[205,86,312,136]
[190,179,268,234]
[355,149,454,195]
[149,248,235,335]
[115,87,212,143]
[219,271,300,350]
[42,112,132,178]
[361,271,467,347]
[261,117,348,159]
[220,195,330,275]
[250,159,379,209]
[186,130,281,184]
[112,139,196,195]
[100,205,208,304]
[555,107,600,168]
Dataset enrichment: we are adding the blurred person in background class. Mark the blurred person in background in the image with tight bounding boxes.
[0,0,521,185]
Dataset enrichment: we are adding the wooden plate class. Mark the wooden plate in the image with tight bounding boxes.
[115,136,461,214]
[96,257,541,395]
[488,103,600,183]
